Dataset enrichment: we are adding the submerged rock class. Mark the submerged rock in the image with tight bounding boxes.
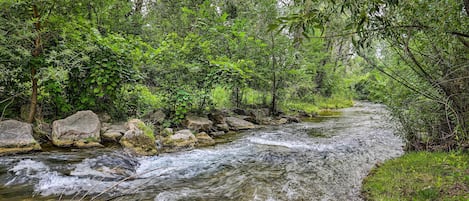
[119,119,157,156]
[225,117,256,130]
[0,120,41,155]
[51,110,103,148]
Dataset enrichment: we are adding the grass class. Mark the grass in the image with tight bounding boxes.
[280,95,354,115]
[281,101,320,114]
[362,151,469,201]
[211,86,232,109]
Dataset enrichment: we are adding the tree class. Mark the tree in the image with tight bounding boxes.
[274,0,469,150]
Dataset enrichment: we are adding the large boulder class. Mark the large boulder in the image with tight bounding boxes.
[119,119,158,156]
[52,110,102,148]
[162,129,197,152]
[0,120,41,155]
[183,116,213,132]
[225,117,256,130]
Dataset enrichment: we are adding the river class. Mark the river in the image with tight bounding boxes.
[0,102,403,201]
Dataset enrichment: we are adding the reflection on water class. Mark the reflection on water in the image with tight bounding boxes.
[0,102,403,201]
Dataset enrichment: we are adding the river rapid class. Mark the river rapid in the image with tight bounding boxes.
[0,102,403,201]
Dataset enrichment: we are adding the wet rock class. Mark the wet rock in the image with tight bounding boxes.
[283,115,301,123]
[195,132,215,147]
[183,116,213,132]
[52,110,102,148]
[210,131,226,137]
[273,118,288,125]
[162,129,197,152]
[226,117,256,130]
[102,124,126,142]
[0,120,41,155]
[71,152,139,181]
[119,119,157,156]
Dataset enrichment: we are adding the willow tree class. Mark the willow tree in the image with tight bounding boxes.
[275,0,469,150]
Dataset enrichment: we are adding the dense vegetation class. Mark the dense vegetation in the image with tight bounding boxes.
[1,0,468,199]
[0,0,356,125]
[1,1,468,149]
[0,0,469,150]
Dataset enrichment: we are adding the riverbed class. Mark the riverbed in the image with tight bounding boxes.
[0,102,403,200]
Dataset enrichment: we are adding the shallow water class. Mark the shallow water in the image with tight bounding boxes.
[0,102,403,201]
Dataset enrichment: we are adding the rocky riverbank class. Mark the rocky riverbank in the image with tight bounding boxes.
[0,108,301,156]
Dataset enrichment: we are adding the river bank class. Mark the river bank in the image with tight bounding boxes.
[362,151,469,200]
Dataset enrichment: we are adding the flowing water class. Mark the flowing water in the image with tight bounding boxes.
[0,102,403,201]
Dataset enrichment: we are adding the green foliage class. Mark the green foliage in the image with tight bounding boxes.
[137,121,155,141]
[114,84,163,120]
[1,0,369,126]
[165,89,194,124]
[66,32,140,114]
[362,151,469,201]
[211,86,232,109]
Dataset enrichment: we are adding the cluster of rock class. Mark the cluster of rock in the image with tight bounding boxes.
[0,108,300,156]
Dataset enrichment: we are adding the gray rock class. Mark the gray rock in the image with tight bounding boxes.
[52,110,102,148]
[102,124,126,142]
[170,129,196,141]
[183,116,213,132]
[210,131,226,137]
[119,119,157,156]
[215,123,230,132]
[195,132,215,147]
[226,117,256,130]
[162,129,197,152]
[0,120,41,155]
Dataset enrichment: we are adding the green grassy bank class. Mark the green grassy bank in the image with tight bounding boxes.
[362,151,469,201]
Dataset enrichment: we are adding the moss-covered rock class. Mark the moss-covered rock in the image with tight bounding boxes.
[161,129,197,152]
[195,132,215,147]
[119,119,157,156]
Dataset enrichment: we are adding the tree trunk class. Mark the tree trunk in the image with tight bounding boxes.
[270,33,277,115]
[27,5,42,123]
